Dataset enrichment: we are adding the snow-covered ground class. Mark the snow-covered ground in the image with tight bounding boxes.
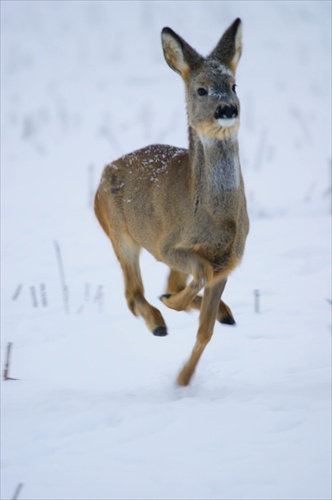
[1,1,331,499]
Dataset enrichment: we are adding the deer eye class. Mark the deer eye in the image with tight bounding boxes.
[232,84,237,93]
[197,88,208,96]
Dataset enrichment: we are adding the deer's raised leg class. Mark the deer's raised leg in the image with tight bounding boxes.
[163,268,235,324]
[112,234,167,336]
[160,247,213,311]
[177,278,226,386]
[166,269,188,294]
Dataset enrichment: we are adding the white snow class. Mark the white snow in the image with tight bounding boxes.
[207,62,234,78]
[1,2,331,500]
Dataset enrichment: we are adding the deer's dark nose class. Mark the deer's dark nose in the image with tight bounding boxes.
[214,105,238,120]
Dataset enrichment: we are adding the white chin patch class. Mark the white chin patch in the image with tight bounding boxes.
[217,117,238,128]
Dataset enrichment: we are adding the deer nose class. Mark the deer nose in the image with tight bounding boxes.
[214,105,238,120]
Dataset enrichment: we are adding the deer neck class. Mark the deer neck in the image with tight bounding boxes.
[189,127,241,208]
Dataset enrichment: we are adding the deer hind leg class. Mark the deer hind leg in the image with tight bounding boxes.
[112,233,168,337]
[191,296,236,324]
[190,279,236,325]
[177,279,226,386]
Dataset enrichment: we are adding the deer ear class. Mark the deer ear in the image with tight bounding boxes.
[209,18,243,73]
[161,28,203,79]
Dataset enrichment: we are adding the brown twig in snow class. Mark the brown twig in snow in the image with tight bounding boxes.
[254,289,260,314]
[3,342,18,381]
[40,283,47,307]
[54,240,70,314]
[12,483,24,500]
[12,284,23,301]
[30,286,38,308]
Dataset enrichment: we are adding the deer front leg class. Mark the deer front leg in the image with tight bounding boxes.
[111,232,168,337]
[159,247,213,311]
[164,270,235,325]
[165,269,188,294]
[177,279,226,386]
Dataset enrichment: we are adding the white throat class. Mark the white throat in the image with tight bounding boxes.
[199,134,240,191]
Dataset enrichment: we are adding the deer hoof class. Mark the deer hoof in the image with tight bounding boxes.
[159,294,172,302]
[220,314,236,325]
[153,326,168,337]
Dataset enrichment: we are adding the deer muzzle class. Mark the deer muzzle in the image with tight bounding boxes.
[214,105,238,120]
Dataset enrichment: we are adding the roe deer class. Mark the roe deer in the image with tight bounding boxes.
[95,18,249,386]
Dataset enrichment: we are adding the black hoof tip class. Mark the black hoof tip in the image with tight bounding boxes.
[159,294,172,302]
[220,315,236,326]
[153,326,168,337]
